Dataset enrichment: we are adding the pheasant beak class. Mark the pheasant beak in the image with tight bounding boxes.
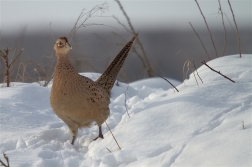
[66,42,72,49]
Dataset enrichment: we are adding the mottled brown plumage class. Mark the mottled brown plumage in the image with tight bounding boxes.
[50,35,137,145]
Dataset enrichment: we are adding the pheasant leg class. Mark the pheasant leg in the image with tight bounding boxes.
[94,126,104,140]
[71,136,76,145]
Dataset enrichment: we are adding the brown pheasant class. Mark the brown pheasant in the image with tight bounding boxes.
[50,35,137,145]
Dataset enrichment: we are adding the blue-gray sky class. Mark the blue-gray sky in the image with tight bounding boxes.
[1,0,251,36]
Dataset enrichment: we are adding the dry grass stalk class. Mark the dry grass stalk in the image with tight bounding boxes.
[0,153,10,167]
[192,60,203,84]
[194,0,219,58]
[189,22,211,60]
[15,62,27,82]
[124,84,130,118]
[183,60,199,87]
[227,0,242,58]
[217,0,227,56]
[101,115,121,150]
[32,52,56,87]
[190,62,199,86]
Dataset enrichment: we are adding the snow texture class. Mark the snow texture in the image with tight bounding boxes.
[0,54,251,167]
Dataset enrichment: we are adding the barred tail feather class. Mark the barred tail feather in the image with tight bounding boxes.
[95,34,137,92]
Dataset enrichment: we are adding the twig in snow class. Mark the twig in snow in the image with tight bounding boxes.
[217,0,227,56]
[106,148,112,153]
[227,0,242,58]
[101,115,121,150]
[194,0,218,58]
[0,153,10,167]
[189,22,211,60]
[201,60,235,83]
[148,65,179,92]
[241,121,246,129]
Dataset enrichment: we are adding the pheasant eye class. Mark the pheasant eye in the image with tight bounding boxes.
[57,42,63,46]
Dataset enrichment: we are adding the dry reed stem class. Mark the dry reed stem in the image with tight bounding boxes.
[194,0,218,58]
[115,0,153,77]
[201,60,235,83]
[189,22,211,60]
[217,0,227,56]
[222,13,247,53]
[182,61,189,87]
[49,22,56,41]
[101,115,121,150]
[227,0,242,58]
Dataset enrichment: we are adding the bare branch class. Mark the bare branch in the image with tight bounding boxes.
[201,60,235,83]
[68,3,110,42]
[113,15,131,33]
[0,50,5,57]
[9,48,24,67]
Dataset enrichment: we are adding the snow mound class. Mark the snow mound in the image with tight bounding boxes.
[0,54,251,167]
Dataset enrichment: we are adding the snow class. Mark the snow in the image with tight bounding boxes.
[0,54,251,167]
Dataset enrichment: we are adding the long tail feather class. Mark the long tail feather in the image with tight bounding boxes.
[95,34,137,92]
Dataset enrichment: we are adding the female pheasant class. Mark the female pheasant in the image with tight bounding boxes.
[50,35,137,145]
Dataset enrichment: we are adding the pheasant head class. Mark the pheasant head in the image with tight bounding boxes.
[54,37,72,57]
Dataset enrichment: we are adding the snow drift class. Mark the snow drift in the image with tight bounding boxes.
[0,54,251,167]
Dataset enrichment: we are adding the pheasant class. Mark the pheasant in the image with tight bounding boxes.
[50,35,137,145]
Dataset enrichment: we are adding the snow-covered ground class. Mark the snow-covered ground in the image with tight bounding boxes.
[0,54,251,167]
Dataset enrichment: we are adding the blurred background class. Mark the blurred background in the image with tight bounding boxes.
[0,0,251,84]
